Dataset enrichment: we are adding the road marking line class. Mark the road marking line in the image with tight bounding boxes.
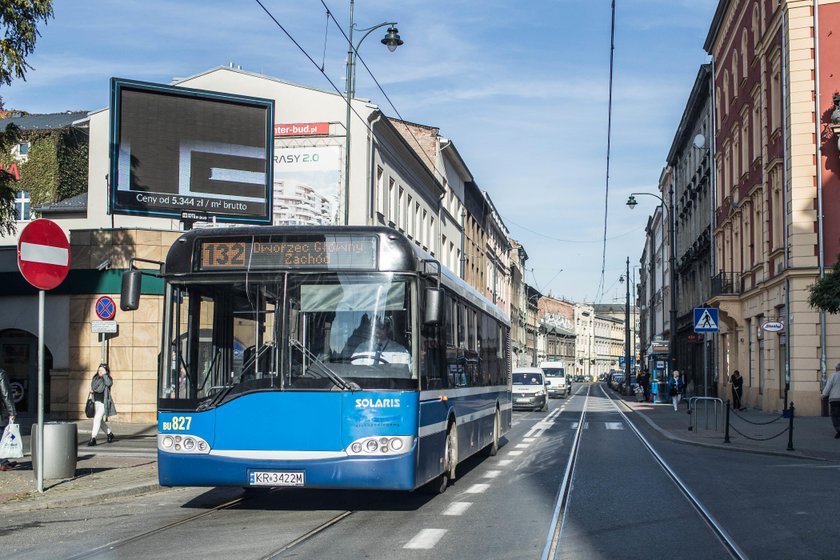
[508,450,523,456]
[515,443,531,449]
[482,470,501,479]
[497,459,513,466]
[443,502,473,516]
[523,437,536,442]
[404,529,447,549]
[465,483,490,494]
[605,422,624,430]
[570,422,589,429]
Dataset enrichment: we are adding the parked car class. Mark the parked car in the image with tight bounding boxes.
[608,371,624,390]
[512,367,549,412]
[539,361,571,398]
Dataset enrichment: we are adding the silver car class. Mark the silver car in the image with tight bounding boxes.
[512,368,549,412]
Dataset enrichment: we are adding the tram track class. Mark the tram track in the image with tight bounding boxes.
[595,384,748,560]
[62,488,355,560]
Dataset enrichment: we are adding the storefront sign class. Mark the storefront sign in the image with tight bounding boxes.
[274,122,329,137]
[761,320,784,332]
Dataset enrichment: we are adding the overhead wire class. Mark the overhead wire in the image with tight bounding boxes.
[255,1,633,299]
[596,0,617,303]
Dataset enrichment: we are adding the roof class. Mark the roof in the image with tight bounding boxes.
[33,192,87,214]
[0,111,89,131]
[666,64,711,165]
[703,0,730,53]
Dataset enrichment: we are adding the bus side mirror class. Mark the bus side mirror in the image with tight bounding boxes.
[120,269,143,311]
[424,288,444,326]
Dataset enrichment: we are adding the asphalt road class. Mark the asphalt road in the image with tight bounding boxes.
[5,384,840,560]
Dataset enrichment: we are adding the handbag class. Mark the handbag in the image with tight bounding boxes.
[669,386,678,397]
[85,394,96,418]
[0,423,23,459]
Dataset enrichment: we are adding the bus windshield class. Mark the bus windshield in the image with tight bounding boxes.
[542,368,565,378]
[161,272,416,409]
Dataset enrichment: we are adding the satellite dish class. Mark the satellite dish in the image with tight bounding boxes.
[693,134,706,150]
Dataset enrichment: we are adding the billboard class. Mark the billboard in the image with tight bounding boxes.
[273,145,341,225]
[109,78,274,223]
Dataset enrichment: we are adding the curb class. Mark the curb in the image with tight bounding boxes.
[2,480,163,513]
[619,398,829,462]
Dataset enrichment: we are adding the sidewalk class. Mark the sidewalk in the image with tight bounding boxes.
[613,388,840,462]
[3,391,840,512]
[1,419,160,513]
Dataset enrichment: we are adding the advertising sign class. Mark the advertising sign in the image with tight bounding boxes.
[109,78,274,224]
[273,145,341,225]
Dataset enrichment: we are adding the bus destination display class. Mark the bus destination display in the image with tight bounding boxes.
[198,236,378,270]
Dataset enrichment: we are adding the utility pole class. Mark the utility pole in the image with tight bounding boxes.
[624,256,631,395]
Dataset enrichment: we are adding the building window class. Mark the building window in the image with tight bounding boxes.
[376,166,384,215]
[14,191,30,221]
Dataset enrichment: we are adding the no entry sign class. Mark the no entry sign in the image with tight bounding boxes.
[17,219,71,290]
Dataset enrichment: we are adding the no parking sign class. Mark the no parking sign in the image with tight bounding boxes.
[95,296,117,320]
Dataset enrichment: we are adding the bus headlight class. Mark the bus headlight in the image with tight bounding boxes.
[347,436,414,456]
[158,434,211,454]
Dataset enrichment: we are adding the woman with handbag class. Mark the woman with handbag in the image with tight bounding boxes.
[88,363,116,446]
[668,370,685,411]
[0,368,18,470]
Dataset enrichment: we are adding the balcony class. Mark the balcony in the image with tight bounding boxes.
[711,272,741,297]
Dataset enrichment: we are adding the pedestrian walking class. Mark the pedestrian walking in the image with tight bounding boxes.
[639,369,651,402]
[822,362,840,439]
[731,370,744,410]
[669,370,685,411]
[88,363,116,446]
[0,368,18,470]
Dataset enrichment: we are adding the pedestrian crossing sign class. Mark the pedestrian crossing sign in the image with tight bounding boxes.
[693,307,719,333]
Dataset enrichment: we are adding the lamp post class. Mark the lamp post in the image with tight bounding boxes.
[621,257,631,395]
[627,190,677,380]
[343,0,403,224]
[527,293,540,366]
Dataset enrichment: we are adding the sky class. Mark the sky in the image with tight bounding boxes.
[1,0,718,304]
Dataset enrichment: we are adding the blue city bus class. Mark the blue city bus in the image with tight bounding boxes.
[122,226,511,493]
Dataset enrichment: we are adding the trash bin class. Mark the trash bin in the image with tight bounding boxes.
[653,381,669,404]
[31,422,77,479]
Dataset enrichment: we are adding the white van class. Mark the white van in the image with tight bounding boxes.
[540,361,571,398]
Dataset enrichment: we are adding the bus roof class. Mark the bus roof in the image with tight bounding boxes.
[162,225,509,325]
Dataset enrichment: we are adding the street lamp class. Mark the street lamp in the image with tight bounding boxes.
[627,190,677,381]
[343,1,403,225]
[620,257,631,395]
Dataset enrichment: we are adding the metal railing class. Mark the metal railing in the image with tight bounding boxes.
[688,396,725,432]
[711,272,741,296]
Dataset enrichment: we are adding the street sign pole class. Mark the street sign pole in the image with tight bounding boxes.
[703,332,708,397]
[17,219,71,495]
[37,290,44,494]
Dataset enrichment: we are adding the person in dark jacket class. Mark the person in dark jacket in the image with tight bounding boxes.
[0,368,18,470]
[731,370,744,410]
[88,363,116,446]
[668,370,685,411]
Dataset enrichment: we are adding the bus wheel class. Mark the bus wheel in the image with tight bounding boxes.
[422,425,457,494]
[483,409,500,457]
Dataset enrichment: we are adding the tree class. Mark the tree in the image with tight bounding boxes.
[809,258,840,314]
[0,1,54,86]
[0,0,54,234]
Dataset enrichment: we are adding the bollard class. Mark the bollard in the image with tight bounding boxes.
[787,402,795,451]
[724,400,731,444]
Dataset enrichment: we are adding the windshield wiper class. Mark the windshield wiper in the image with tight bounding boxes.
[289,337,360,392]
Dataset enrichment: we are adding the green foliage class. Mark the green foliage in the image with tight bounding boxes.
[0,124,89,234]
[0,122,20,235]
[0,0,54,86]
[808,259,840,314]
